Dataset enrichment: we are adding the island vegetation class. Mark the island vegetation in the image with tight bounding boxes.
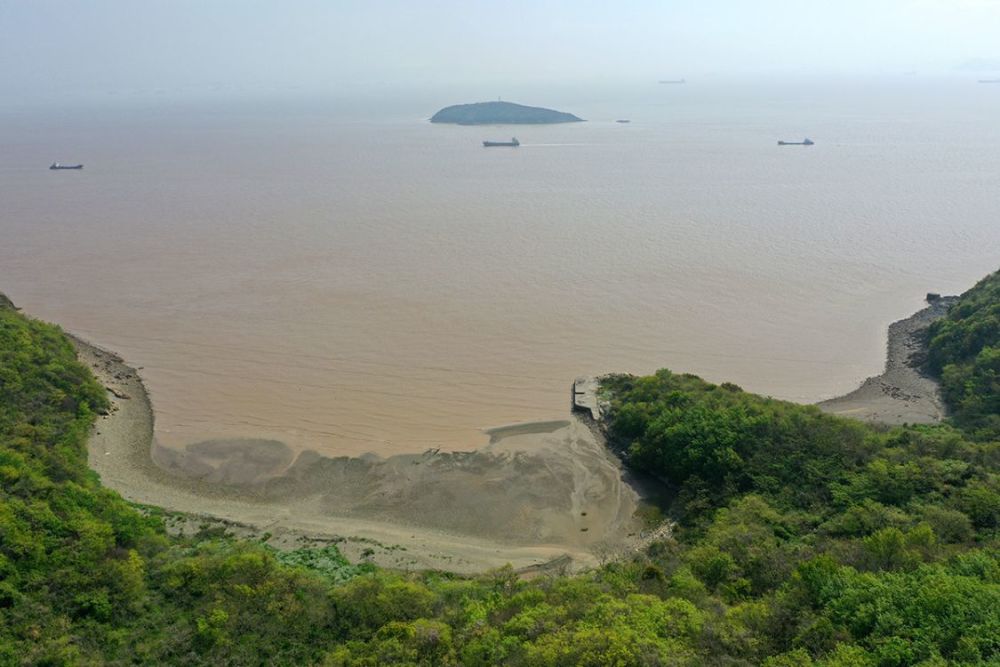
[2,268,999,665]
[429,101,583,125]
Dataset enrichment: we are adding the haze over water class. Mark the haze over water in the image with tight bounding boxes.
[3,81,999,457]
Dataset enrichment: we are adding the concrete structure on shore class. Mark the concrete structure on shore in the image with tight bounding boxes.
[573,376,601,421]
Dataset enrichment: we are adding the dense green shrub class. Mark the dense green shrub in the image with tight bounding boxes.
[928,268,1000,440]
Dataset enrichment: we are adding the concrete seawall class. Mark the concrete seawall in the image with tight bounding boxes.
[572,376,601,421]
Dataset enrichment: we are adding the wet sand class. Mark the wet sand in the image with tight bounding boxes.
[817,297,956,424]
[76,336,647,573]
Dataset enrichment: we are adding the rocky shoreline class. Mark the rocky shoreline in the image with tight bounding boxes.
[817,296,956,425]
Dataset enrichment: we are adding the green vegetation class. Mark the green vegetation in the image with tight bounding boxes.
[273,544,373,583]
[1,269,998,665]
[598,370,1000,664]
[928,269,1000,440]
[603,372,871,518]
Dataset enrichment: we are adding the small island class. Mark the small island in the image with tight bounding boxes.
[430,101,584,125]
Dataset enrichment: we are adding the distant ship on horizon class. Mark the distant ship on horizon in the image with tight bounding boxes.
[658,79,686,84]
[483,137,520,147]
[49,162,83,170]
[778,138,815,146]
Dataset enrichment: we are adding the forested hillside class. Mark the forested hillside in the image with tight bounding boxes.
[1,271,998,666]
[928,270,1000,441]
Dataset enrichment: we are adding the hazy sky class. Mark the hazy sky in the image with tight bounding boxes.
[3,0,1000,101]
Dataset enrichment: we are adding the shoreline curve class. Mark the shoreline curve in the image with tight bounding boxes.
[74,335,647,574]
[17,290,954,572]
[817,296,956,424]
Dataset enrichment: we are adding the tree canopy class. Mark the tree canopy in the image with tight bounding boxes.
[928,268,1000,440]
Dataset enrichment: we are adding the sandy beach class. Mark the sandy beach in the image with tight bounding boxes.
[76,336,649,573]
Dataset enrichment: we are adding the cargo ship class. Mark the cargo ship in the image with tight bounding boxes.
[49,162,83,170]
[483,137,519,147]
[777,138,814,146]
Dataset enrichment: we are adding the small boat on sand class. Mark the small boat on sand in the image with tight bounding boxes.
[50,162,83,170]
[777,138,814,146]
[483,137,520,147]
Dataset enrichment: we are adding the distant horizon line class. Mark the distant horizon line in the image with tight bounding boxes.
[3,71,996,105]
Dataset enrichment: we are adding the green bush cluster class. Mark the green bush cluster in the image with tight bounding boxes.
[928,269,1000,440]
